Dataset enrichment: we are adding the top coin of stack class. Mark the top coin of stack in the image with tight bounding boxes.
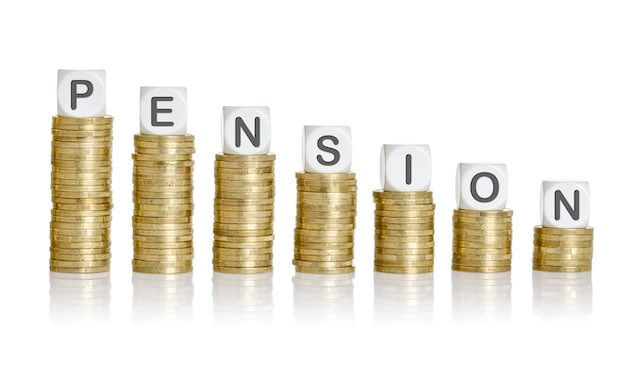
[50,116,113,273]
[132,134,195,274]
[213,153,276,274]
[374,191,435,274]
[293,172,357,274]
[533,181,593,273]
[451,209,513,273]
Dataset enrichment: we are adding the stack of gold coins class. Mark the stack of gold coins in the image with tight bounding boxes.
[293,172,357,274]
[373,191,435,274]
[132,135,195,274]
[213,154,276,274]
[50,116,113,273]
[533,226,593,272]
[451,209,513,273]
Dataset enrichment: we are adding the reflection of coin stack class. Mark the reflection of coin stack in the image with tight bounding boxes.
[533,271,593,319]
[50,116,113,273]
[213,272,273,324]
[293,272,354,322]
[374,191,435,274]
[452,271,511,321]
[293,173,357,274]
[132,135,195,274]
[533,227,593,272]
[49,272,111,322]
[374,272,434,323]
[132,272,193,321]
[451,210,513,273]
[213,154,276,273]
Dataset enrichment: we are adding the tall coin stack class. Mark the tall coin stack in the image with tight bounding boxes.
[373,191,435,274]
[213,154,276,274]
[293,172,357,274]
[50,116,113,273]
[451,209,513,273]
[533,226,593,272]
[132,134,195,274]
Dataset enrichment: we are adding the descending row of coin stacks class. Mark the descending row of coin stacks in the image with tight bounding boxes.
[293,127,357,274]
[373,145,436,274]
[451,164,513,273]
[132,87,195,274]
[213,107,275,274]
[533,182,593,272]
[50,70,113,273]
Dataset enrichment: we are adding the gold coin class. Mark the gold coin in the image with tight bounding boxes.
[52,146,112,154]
[295,266,355,274]
[532,258,591,266]
[372,190,432,199]
[135,146,195,155]
[298,191,355,199]
[50,266,109,273]
[296,172,356,180]
[533,265,591,273]
[296,210,356,218]
[134,178,193,187]
[132,259,192,268]
[134,202,193,211]
[215,174,275,183]
[132,154,192,162]
[534,226,593,236]
[134,210,191,218]
[51,241,109,249]
[215,198,274,206]
[453,222,512,230]
[52,171,111,180]
[134,190,191,199]
[50,221,110,229]
[374,260,432,268]
[295,241,353,249]
[375,247,433,255]
[374,266,432,274]
[453,216,512,224]
[134,228,192,237]
[533,253,592,260]
[215,153,275,161]
[293,260,353,268]
[215,210,273,218]
[375,237,434,246]
[214,229,273,237]
[451,265,510,273]
[215,191,274,200]
[51,207,110,217]
[51,215,111,223]
[51,227,109,235]
[133,159,194,168]
[134,166,193,174]
[214,253,272,261]
[216,178,273,187]
[297,204,356,211]
[134,234,192,243]
[134,140,194,149]
[50,247,109,254]
[294,254,353,262]
[50,253,111,261]
[297,222,354,230]
[454,228,511,236]
[452,240,511,249]
[297,185,357,193]
[453,247,511,255]
[134,134,194,142]
[50,259,109,268]
[213,266,272,274]
[452,235,511,244]
[214,235,274,243]
[294,247,353,255]
[213,260,271,268]
[133,266,192,274]
[376,223,434,231]
[375,229,434,237]
[135,247,193,255]
[375,210,434,218]
[52,203,113,211]
[452,258,511,267]
[215,185,274,193]
[134,253,194,261]
[534,234,593,243]
[52,154,111,162]
[53,115,112,124]
[374,199,434,206]
[453,253,512,260]
[215,216,272,224]
[214,247,272,255]
[374,216,434,224]
[214,222,273,230]
[133,222,192,230]
[375,203,434,211]
[297,217,355,224]
[295,229,354,237]
[133,197,192,205]
[214,240,272,249]
[52,178,111,186]
[215,166,274,174]
[533,246,593,255]
[534,240,592,248]
[52,159,111,167]
[215,161,274,169]
[454,209,513,218]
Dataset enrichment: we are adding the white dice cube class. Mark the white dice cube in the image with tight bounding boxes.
[139,87,187,135]
[456,163,508,210]
[380,144,432,192]
[222,106,271,154]
[303,126,352,173]
[541,181,590,228]
[57,69,106,117]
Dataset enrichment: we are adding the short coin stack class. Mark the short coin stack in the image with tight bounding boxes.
[451,209,513,273]
[293,172,357,274]
[533,226,593,272]
[132,134,195,274]
[373,191,435,274]
[50,116,113,273]
[213,154,276,274]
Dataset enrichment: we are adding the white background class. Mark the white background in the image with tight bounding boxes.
[0,0,637,363]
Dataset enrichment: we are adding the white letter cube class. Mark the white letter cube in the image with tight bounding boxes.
[456,163,508,210]
[541,181,590,228]
[57,69,106,117]
[222,106,271,154]
[380,144,432,192]
[303,126,352,173]
[140,87,187,135]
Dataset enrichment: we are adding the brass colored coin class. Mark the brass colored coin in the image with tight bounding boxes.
[52,196,112,205]
[375,203,434,211]
[51,221,110,229]
[51,241,109,249]
[215,198,274,206]
[134,166,192,174]
[134,203,193,211]
[533,246,593,255]
[50,266,109,274]
[213,260,271,268]
[534,240,592,248]
[134,190,191,199]
[134,134,194,142]
[215,185,274,193]
[53,115,113,124]
[454,209,513,218]
[135,147,195,155]
[53,203,113,211]
[216,178,273,187]
[50,253,111,261]
[52,154,111,162]
[376,253,434,261]
[214,235,274,243]
[297,217,355,224]
[295,241,353,250]
[214,222,273,230]
[215,166,274,174]
[215,191,274,199]
[52,159,111,168]
[215,210,273,219]
[133,222,192,230]
[296,172,356,180]
[53,172,111,180]
[132,154,192,162]
[453,222,512,230]
[133,197,192,205]
[375,247,433,255]
[534,226,593,236]
[298,198,357,206]
[132,259,192,268]
[453,247,511,255]
[375,229,434,237]
[297,222,354,230]
[372,190,432,199]
[375,210,434,218]
[215,153,275,161]
[374,198,434,206]
[297,204,356,211]
[134,253,194,261]
[452,258,511,267]
[133,234,192,243]
[214,240,272,249]
[532,258,592,266]
[52,178,111,186]
[375,266,432,274]
[375,216,434,224]
[535,235,593,243]
[533,265,591,273]
[51,227,109,236]
[215,216,272,224]
[214,253,272,262]
[295,266,355,274]
[134,241,192,250]
[294,248,353,256]
[454,228,512,236]
[134,229,193,237]
[374,260,432,268]
[133,159,194,168]
[214,247,272,255]
[295,229,354,238]
[52,128,112,136]
[52,146,112,155]
[135,247,193,255]
[453,216,512,224]
[452,265,511,273]
[376,223,433,231]
[298,191,356,199]
[375,237,434,246]
[215,161,274,169]
[133,266,192,274]
[294,254,353,262]
[133,140,194,148]
[452,236,511,245]
[297,185,357,193]
[215,174,275,182]
[293,260,353,268]
[50,259,109,268]
[50,247,110,255]
[213,266,272,274]
[533,253,592,260]
[214,229,273,237]
[134,178,192,187]
[134,210,191,218]
[453,253,512,261]
[296,210,356,218]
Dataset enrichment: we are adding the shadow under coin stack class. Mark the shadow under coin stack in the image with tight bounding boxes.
[373,191,435,274]
[294,172,357,274]
[132,135,195,274]
[50,116,113,273]
[451,209,513,273]
[213,154,276,274]
[533,227,593,272]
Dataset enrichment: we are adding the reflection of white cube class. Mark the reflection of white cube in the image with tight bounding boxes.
[57,69,106,117]
[380,145,431,192]
[222,106,271,155]
[541,181,590,228]
[456,163,508,210]
[303,126,352,173]
[139,87,187,135]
